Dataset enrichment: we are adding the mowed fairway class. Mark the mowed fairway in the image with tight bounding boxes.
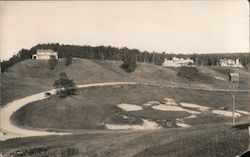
[11,84,250,130]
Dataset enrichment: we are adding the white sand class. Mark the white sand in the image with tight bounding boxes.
[180,102,210,111]
[183,115,197,119]
[164,98,177,106]
[117,103,143,111]
[212,110,241,117]
[152,104,201,114]
[176,115,197,122]
[214,76,226,81]
[236,110,250,115]
[143,101,160,106]
[105,119,161,130]
[176,122,191,128]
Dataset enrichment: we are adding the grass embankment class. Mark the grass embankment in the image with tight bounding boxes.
[0,124,248,157]
[11,84,250,130]
[1,59,249,105]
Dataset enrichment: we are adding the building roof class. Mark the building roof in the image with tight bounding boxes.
[230,73,239,77]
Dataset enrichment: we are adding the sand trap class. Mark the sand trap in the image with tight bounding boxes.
[236,110,250,115]
[152,104,200,115]
[212,110,241,117]
[176,122,191,128]
[180,102,210,111]
[164,98,178,106]
[117,103,143,111]
[122,115,129,119]
[176,115,197,122]
[214,76,226,81]
[183,115,197,119]
[143,101,160,106]
[105,119,161,130]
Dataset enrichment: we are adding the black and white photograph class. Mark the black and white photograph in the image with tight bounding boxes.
[0,0,250,157]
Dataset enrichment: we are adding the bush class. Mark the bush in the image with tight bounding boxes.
[53,72,77,97]
[177,67,199,81]
[121,54,137,73]
[48,55,58,70]
[65,56,73,66]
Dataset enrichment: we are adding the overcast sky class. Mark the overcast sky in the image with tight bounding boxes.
[0,0,249,60]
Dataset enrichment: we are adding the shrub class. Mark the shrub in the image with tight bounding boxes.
[53,72,77,97]
[177,67,199,81]
[48,55,58,70]
[121,54,137,73]
[65,56,73,66]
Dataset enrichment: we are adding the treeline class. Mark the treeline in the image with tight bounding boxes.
[1,43,249,72]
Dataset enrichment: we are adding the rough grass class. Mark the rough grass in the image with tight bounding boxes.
[0,124,248,157]
[134,125,248,157]
[1,59,249,105]
[11,84,250,130]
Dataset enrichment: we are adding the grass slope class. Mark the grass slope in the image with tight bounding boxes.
[1,58,250,105]
[0,124,248,157]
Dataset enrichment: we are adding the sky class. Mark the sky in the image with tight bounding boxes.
[0,0,249,60]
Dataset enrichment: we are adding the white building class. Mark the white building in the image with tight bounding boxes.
[32,49,58,59]
[220,58,243,68]
[162,57,194,67]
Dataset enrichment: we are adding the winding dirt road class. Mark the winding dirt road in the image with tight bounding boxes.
[0,82,137,141]
[1,82,249,141]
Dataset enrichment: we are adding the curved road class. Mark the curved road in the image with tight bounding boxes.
[1,82,249,141]
[0,82,137,141]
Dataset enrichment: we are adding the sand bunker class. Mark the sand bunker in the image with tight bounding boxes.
[143,101,160,106]
[105,119,161,130]
[183,115,197,119]
[180,102,210,111]
[117,103,143,111]
[164,98,178,106]
[176,122,191,128]
[212,110,241,117]
[152,104,200,114]
[214,76,226,81]
[176,115,197,122]
[236,110,250,115]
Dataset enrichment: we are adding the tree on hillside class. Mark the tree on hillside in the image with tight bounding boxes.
[48,55,58,70]
[53,72,77,97]
[65,55,73,66]
[177,67,199,81]
[120,52,137,73]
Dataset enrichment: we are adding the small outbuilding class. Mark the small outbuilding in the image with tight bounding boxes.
[32,49,58,59]
[229,73,239,82]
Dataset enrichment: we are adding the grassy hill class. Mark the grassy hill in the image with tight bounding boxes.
[1,58,250,157]
[1,58,249,105]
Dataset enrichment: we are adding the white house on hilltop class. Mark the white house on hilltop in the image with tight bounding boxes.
[32,49,58,59]
[162,57,194,67]
[219,58,243,68]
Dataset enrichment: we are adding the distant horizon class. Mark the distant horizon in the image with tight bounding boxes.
[1,1,249,60]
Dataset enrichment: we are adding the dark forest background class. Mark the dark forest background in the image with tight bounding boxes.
[1,43,249,73]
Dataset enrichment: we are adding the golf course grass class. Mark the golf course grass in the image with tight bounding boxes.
[11,84,250,130]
